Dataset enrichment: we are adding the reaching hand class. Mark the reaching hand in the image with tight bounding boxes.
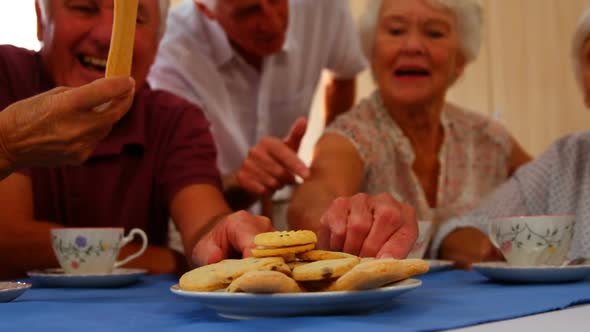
[192,210,275,267]
[0,77,135,169]
[317,193,419,258]
[440,227,504,270]
[236,117,310,195]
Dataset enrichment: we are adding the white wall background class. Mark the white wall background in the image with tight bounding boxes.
[0,0,40,51]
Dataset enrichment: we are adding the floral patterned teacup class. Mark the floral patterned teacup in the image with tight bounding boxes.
[51,228,148,274]
[407,220,434,259]
[488,215,574,266]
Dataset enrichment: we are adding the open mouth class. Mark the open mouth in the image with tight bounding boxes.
[394,67,431,78]
[78,55,107,73]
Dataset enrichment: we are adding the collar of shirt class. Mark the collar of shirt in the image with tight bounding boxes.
[370,91,452,166]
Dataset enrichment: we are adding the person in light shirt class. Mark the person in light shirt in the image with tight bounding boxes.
[148,0,368,213]
[432,7,590,267]
[288,0,530,258]
[0,0,277,279]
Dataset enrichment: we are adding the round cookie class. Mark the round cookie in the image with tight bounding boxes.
[297,250,358,261]
[179,257,289,291]
[252,243,315,258]
[324,258,429,292]
[254,230,317,247]
[226,271,302,293]
[287,261,308,270]
[292,257,361,281]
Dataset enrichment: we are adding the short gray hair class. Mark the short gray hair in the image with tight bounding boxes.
[572,8,590,92]
[359,0,482,64]
[36,0,170,40]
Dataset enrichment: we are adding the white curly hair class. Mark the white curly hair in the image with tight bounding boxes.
[36,0,171,40]
[572,8,590,92]
[359,0,482,64]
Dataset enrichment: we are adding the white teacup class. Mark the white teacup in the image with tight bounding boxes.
[51,227,148,274]
[488,215,574,266]
[407,220,434,259]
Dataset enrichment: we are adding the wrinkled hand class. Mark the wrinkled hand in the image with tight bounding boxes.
[440,227,504,270]
[0,76,134,169]
[317,193,418,258]
[192,210,275,267]
[236,118,310,195]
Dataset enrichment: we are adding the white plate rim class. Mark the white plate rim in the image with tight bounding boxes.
[426,259,454,266]
[0,281,32,302]
[170,278,421,299]
[170,278,422,318]
[0,281,32,292]
[425,259,454,272]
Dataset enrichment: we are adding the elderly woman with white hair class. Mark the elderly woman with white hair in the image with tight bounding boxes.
[288,0,529,259]
[0,0,275,279]
[432,7,590,267]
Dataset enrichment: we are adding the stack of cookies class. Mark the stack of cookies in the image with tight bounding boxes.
[252,230,318,258]
[179,230,429,294]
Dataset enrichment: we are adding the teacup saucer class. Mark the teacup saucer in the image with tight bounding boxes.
[0,281,32,302]
[472,261,590,283]
[27,268,146,288]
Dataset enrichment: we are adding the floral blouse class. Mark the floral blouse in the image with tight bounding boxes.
[325,91,515,231]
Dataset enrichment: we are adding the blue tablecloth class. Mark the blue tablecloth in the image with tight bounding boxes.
[2,271,590,332]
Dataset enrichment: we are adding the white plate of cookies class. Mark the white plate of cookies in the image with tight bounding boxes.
[172,231,427,319]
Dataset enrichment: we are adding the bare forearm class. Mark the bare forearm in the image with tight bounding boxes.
[221,173,259,211]
[0,218,189,277]
[439,227,493,269]
[288,183,338,232]
[0,154,12,181]
[0,125,14,180]
[0,220,62,278]
[324,78,356,125]
[119,243,189,275]
[288,134,364,231]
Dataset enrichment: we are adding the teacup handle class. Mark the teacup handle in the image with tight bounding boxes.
[114,228,148,268]
[487,222,500,248]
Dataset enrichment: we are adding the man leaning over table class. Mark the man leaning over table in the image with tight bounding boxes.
[0,0,279,279]
[148,0,368,214]
[431,7,590,268]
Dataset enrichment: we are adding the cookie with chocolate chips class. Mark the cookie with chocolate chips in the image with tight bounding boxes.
[179,257,290,291]
[292,257,360,282]
[226,270,302,294]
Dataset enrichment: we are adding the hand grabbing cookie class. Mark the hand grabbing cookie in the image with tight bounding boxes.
[317,193,419,259]
[180,230,429,294]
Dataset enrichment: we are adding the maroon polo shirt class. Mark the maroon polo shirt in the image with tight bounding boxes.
[0,45,221,246]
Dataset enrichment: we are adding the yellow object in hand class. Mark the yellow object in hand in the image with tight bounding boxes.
[105,0,139,78]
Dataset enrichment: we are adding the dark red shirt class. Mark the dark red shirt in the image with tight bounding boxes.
[0,45,221,246]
